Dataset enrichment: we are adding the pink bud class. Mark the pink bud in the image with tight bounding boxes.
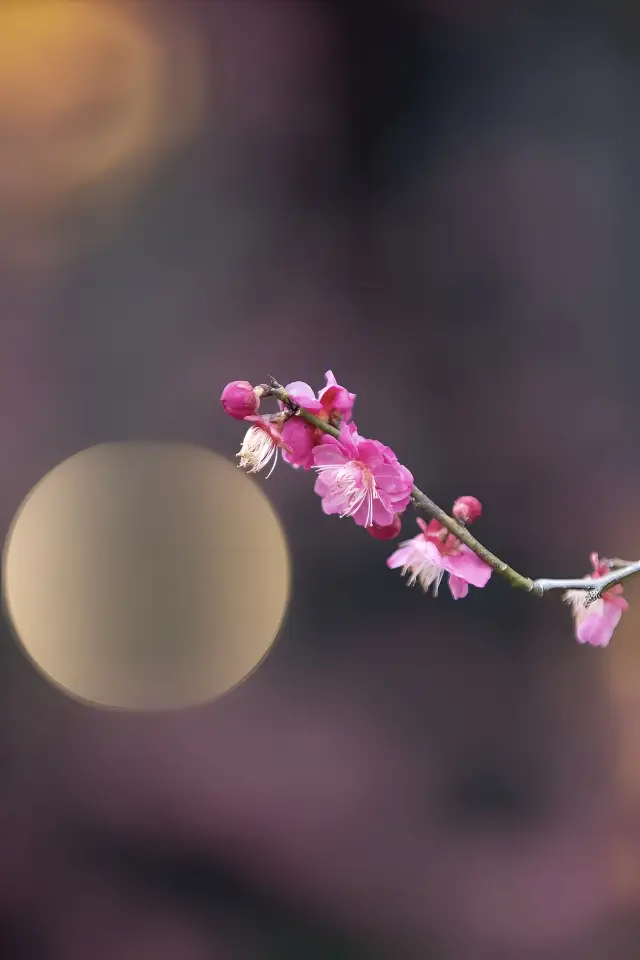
[221,380,260,420]
[452,495,482,524]
[366,514,403,540]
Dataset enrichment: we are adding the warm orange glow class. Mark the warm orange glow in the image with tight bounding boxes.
[0,1,207,262]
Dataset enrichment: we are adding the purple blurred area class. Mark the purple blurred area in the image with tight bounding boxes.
[2,0,640,956]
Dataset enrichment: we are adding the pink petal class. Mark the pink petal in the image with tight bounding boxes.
[386,488,413,512]
[313,472,338,496]
[335,420,359,459]
[387,541,421,570]
[604,593,629,612]
[318,371,356,418]
[283,381,323,412]
[319,385,351,414]
[576,600,623,647]
[316,488,349,516]
[448,574,469,600]
[372,463,411,493]
[441,545,492,589]
[422,539,447,566]
[379,444,398,464]
[281,419,315,470]
[397,465,414,487]
[312,443,347,467]
[352,499,394,528]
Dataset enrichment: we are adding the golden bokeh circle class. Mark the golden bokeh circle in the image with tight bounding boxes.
[2,443,290,710]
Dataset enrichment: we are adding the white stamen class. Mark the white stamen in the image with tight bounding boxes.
[237,425,279,476]
[393,538,445,595]
[564,589,602,618]
[403,558,444,594]
[315,460,380,524]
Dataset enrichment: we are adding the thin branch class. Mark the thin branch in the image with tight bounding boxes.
[408,487,535,592]
[263,379,640,600]
[534,561,640,602]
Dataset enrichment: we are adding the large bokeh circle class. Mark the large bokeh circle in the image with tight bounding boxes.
[3,443,290,709]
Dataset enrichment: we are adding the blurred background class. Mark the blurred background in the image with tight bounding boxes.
[2,0,640,956]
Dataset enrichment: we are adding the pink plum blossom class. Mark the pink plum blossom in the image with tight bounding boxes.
[279,371,357,471]
[317,370,356,420]
[221,380,260,420]
[387,517,492,599]
[312,422,413,527]
[237,416,291,477]
[452,495,483,524]
[564,552,629,647]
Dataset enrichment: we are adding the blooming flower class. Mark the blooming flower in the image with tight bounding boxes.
[312,422,413,527]
[237,416,291,477]
[564,552,629,647]
[221,380,260,420]
[280,371,357,470]
[387,516,492,599]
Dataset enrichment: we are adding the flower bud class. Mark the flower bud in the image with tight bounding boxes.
[221,380,260,420]
[366,514,403,540]
[452,495,482,524]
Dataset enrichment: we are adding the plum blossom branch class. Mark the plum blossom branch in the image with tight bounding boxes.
[222,373,638,647]
[263,378,532,594]
[264,377,640,600]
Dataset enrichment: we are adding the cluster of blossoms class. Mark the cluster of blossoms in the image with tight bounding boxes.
[221,375,630,647]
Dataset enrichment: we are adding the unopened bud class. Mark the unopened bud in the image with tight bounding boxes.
[221,380,260,420]
[452,495,482,524]
[366,514,403,541]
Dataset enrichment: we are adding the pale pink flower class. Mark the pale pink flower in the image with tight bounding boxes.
[312,422,413,527]
[564,552,629,647]
[237,416,291,477]
[387,517,492,599]
[280,371,356,470]
[221,380,260,420]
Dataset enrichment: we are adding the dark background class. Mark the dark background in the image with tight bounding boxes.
[2,1,640,956]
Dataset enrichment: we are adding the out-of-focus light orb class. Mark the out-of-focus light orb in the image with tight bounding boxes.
[3,443,290,710]
[0,1,207,264]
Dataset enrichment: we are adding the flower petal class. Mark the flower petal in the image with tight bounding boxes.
[387,539,424,570]
[440,545,492,588]
[373,463,413,493]
[283,381,323,412]
[318,371,356,419]
[312,442,346,467]
[281,419,315,470]
[604,592,629,611]
[576,602,623,647]
[448,574,469,600]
